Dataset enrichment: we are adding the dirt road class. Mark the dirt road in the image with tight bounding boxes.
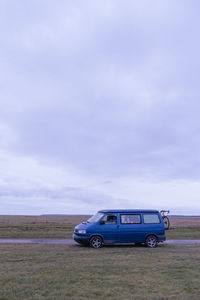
[0,239,200,245]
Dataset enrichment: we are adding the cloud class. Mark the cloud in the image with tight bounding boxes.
[1,1,200,214]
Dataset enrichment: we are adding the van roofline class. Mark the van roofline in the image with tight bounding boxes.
[98,209,159,213]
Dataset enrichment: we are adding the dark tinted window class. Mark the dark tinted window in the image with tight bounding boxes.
[120,214,141,224]
[102,214,117,224]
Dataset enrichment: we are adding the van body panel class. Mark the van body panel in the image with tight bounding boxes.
[118,223,146,243]
[95,224,119,243]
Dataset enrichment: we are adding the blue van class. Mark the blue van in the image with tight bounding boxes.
[73,209,166,248]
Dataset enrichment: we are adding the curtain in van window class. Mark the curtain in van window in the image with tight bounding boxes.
[121,214,141,224]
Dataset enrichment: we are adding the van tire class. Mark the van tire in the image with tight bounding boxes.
[145,235,158,248]
[89,236,103,248]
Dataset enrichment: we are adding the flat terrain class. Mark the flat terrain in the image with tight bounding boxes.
[169,216,200,226]
[0,243,200,300]
[0,215,89,239]
[0,215,200,299]
[0,215,200,239]
[167,216,200,240]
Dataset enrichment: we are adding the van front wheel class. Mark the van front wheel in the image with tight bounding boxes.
[89,236,103,248]
[145,235,158,248]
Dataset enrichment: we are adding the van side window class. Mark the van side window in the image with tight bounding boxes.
[102,214,117,224]
[120,214,141,224]
[143,214,160,224]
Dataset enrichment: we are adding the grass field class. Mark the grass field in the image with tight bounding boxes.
[167,217,200,240]
[0,215,200,239]
[0,215,200,299]
[0,243,200,300]
[0,215,89,239]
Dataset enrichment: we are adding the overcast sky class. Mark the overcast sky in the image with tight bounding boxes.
[1,0,200,215]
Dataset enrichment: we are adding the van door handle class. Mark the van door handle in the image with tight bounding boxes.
[117,225,120,229]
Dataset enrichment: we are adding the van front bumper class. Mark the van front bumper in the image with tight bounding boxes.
[73,233,90,245]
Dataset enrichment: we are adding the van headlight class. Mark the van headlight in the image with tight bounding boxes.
[77,230,86,234]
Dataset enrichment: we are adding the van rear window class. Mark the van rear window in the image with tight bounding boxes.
[143,214,160,224]
[120,214,141,224]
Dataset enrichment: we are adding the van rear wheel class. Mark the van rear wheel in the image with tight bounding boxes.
[89,236,103,248]
[145,235,158,248]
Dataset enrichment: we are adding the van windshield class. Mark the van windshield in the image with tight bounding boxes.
[87,213,104,223]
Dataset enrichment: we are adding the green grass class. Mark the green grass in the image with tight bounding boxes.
[0,243,200,299]
[0,223,73,238]
[0,215,89,239]
[0,215,200,240]
[0,216,199,299]
[166,226,200,240]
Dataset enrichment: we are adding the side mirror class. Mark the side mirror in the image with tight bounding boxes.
[100,220,105,225]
